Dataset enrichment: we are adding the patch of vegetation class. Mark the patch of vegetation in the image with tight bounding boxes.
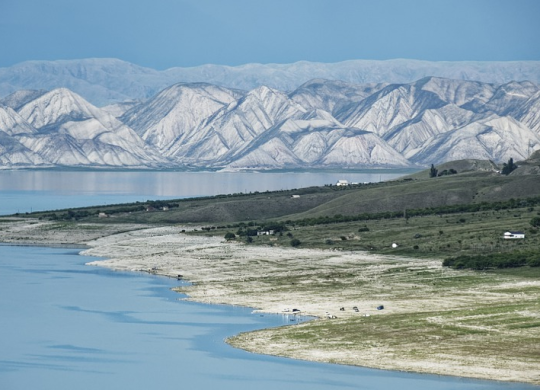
[443,252,540,270]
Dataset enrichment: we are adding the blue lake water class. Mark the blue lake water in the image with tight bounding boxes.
[1,245,536,390]
[0,169,417,215]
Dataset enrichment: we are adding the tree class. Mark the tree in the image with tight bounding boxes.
[224,232,236,240]
[290,238,301,247]
[429,164,438,178]
[501,158,517,175]
[530,217,540,228]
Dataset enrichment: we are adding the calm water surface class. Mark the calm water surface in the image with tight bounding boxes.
[1,245,536,390]
[0,169,416,215]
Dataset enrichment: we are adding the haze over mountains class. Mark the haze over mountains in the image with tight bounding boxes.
[2,58,540,107]
[1,59,540,170]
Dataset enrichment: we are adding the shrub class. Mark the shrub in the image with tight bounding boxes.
[224,232,236,240]
[530,217,540,227]
[290,238,301,247]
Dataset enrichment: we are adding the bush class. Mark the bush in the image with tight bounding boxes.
[224,232,236,240]
[290,238,301,247]
[530,217,540,227]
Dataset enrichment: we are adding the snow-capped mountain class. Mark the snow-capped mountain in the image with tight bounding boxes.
[122,83,244,156]
[1,76,540,170]
[1,88,166,168]
[1,58,539,106]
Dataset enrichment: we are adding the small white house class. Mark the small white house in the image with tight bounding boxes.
[336,180,349,187]
[503,231,525,239]
[257,230,275,236]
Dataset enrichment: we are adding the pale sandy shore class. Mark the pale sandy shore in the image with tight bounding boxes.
[2,218,539,385]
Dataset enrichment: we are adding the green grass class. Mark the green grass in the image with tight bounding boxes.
[196,205,540,262]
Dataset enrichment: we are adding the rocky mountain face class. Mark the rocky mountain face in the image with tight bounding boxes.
[0,77,539,170]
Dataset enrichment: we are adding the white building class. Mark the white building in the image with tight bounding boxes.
[336,180,349,186]
[503,231,525,239]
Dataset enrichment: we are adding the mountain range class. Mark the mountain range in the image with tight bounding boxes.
[1,75,539,170]
[1,58,540,106]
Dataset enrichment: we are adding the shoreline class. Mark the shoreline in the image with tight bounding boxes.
[1,219,539,385]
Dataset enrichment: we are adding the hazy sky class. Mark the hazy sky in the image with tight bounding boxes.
[1,0,539,69]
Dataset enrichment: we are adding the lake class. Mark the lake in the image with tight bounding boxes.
[1,244,536,390]
[0,169,417,216]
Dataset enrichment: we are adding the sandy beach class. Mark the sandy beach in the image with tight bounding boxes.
[2,218,539,385]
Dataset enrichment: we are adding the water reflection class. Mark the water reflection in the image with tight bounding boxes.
[0,169,417,215]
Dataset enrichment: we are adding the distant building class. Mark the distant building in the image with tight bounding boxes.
[257,230,275,236]
[336,180,349,186]
[291,195,301,198]
[503,231,525,239]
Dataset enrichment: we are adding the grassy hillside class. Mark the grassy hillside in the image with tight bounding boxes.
[24,157,540,226]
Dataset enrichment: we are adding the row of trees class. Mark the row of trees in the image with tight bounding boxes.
[430,157,518,178]
[443,251,540,270]
[278,196,540,228]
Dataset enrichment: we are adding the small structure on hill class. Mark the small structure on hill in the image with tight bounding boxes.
[336,179,349,186]
[503,231,525,239]
[257,230,275,236]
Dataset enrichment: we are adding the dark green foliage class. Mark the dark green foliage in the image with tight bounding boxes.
[437,169,458,176]
[260,222,288,232]
[501,158,518,175]
[224,232,236,240]
[286,196,540,228]
[290,238,301,247]
[358,226,370,232]
[429,164,438,178]
[530,217,540,227]
[246,229,258,237]
[443,251,540,270]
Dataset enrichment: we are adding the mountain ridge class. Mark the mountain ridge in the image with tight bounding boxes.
[2,58,540,106]
[1,76,540,170]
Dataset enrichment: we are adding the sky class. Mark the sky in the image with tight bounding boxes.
[1,0,539,69]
